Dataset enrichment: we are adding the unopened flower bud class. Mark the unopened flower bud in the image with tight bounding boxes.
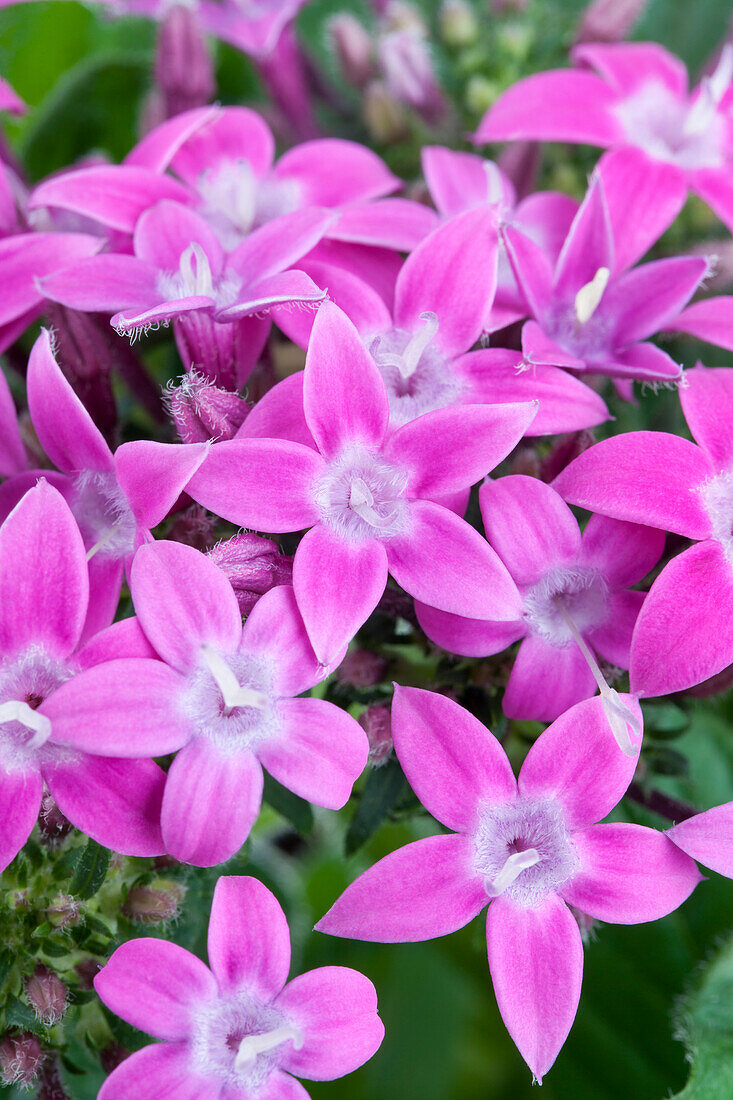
[100,1042,129,1075]
[208,534,293,616]
[37,1055,69,1100]
[38,793,72,846]
[0,1032,43,1087]
[329,14,375,88]
[359,705,393,766]
[336,650,389,688]
[122,883,185,925]
[165,370,249,444]
[74,958,101,990]
[47,894,80,929]
[440,0,478,47]
[377,27,446,122]
[154,1,215,119]
[575,0,649,44]
[166,503,218,552]
[26,965,67,1027]
[363,80,409,142]
[174,313,260,392]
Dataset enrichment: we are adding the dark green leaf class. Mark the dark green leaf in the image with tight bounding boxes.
[70,839,109,900]
[263,774,314,835]
[5,995,42,1035]
[345,760,406,856]
[672,936,733,1098]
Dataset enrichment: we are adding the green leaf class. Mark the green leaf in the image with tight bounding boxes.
[263,774,314,835]
[672,936,733,1098]
[5,995,42,1035]
[70,839,109,900]
[345,760,406,856]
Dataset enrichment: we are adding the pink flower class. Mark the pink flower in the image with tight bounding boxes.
[554,364,733,697]
[667,802,733,878]
[417,475,664,731]
[316,687,701,1081]
[0,365,27,478]
[94,875,384,1098]
[476,40,733,231]
[187,301,537,663]
[0,480,168,870]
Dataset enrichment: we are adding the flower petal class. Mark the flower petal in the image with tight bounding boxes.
[578,513,665,588]
[668,299,733,353]
[98,1043,218,1100]
[573,41,688,96]
[274,138,398,204]
[114,440,208,530]
[503,637,597,723]
[604,257,707,344]
[679,364,733,469]
[228,209,334,284]
[239,585,328,696]
[416,602,524,657]
[134,200,224,274]
[422,145,510,217]
[475,69,620,145]
[169,105,274,181]
[598,147,686,273]
[0,231,103,324]
[553,174,614,299]
[40,254,158,314]
[238,372,314,448]
[0,768,42,873]
[666,803,733,878]
[586,589,643,668]
[502,226,554,320]
[0,367,27,477]
[207,875,291,997]
[328,198,439,251]
[127,105,221,172]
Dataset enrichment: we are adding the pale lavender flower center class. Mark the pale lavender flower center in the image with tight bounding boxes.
[544,286,614,363]
[197,160,302,249]
[182,646,277,753]
[700,469,733,560]
[0,648,76,772]
[369,313,463,427]
[190,989,302,1090]
[523,565,609,646]
[472,797,577,906]
[156,243,241,310]
[314,443,410,542]
[71,470,137,562]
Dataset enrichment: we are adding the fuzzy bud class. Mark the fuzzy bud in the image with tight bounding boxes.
[377,27,446,123]
[329,14,375,88]
[47,894,80,929]
[0,1033,43,1087]
[359,705,393,766]
[575,0,649,44]
[37,1056,69,1100]
[154,2,215,118]
[336,650,389,688]
[166,503,218,552]
[122,883,185,925]
[208,534,293,616]
[100,1042,129,1075]
[165,370,249,444]
[25,965,67,1027]
[363,80,410,142]
[37,793,72,846]
[440,0,478,47]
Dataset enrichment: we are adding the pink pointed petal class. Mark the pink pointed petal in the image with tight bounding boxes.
[385,402,537,500]
[45,756,166,856]
[392,685,516,831]
[0,769,42,873]
[207,875,290,997]
[519,695,641,829]
[416,601,524,656]
[691,169,733,234]
[130,541,241,673]
[0,232,103,326]
[274,139,398,204]
[479,475,581,584]
[486,894,583,1084]
[315,834,486,942]
[259,697,367,809]
[114,440,208,529]
[303,301,389,458]
[239,585,326,696]
[579,512,665,588]
[514,191,578,260]
[422,145,511,217]
[0,480,88,659]
[134,200,224,274]
[561,823,702,923]
[0,368,27,476]
[394,208,499,358]
[42,659,187,756]
[238,372,314,448]
[126,105,221,172]
[328,198,439,251]
[669,299,733,353]
[228,209,334,284]
[161,740,263,866]
[502,226,554,320]
[186,438,323,531]
[94,940,217,1040]
[253,1071,311,1100]
[553,175,614,298]
[0,308,43,356]
[217,269,327,320]
[27,329,113,474]
[82,558,124,644]
[77,616,158,670]
[387,501,523,621]
[667,804,733,877]
[604,257,707,343]
[553,431,715,539]
[458,350,610,434]
[475,70,620,145]
[169,106,274,181]
[679,364,733,466]
[277,967,384,1080]
[504,637,597,723]
[293,526,388,665]
[273,259,391,349]
[521,321,586,371]
[40,254,158,314]
[630,541,733,697]
[112,293,215,333]
[572,41,688,96]
[598,148,686,273]
[98,1043,217,1100]
[586,589,643,667]
[29,166,192,233]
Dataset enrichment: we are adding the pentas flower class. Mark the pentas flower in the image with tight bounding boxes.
[417,475,664,737]
[0,367,27,478]
[95,875,384,1099]
[0,330,207,638]
[503,162,708,383]
[553,364,733,697]
[0,481,168,870]
[187,301,538,664]
[666,802,733,879]
[665,292,733,353]
[475,40,733,230]
[316,687,701,1082]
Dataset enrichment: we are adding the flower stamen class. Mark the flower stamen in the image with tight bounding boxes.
[486,848,541,897]
[200,646,269,714]
[0,700,52,749]
[234,1026,303,1072]
[375,311,439,381]
[574,267,610,325]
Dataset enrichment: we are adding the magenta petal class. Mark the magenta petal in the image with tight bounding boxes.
[562,824,702,923]
[670,300,733,355]
[0,231,102,325]
[0,368,27,477]
[161,740,263,866]
[260,698,367,809]
[630,541,733,697]
[587,589,643,668]
[679,364,733,468]
[416,601,524,657]
[0,480,88,659]
[504,637,597,723]
[274,138,398,204]
[115,440,208,530]
[274,260,391,349]
[187,438,323,531]
[169,105,274,181]
[328,198,439,251]
[316,834,486,942]
[387,501,523,621]
[237,372,314,449]
[603,341,683,383]
[29,165,192,233]
[553,431,715,539]
[578,513,665,588]
[486,894,583,1084]
[98,1042,217,1100]
[94,940,217,1040]
[479,475,581,585]
[207,875,291,997]
[219,269,327,320]
[40,254,158,314]
[385,402,537,500]
[130,541,242,674]
[691,168,733,233]
[573,41,688,96]
[521,321,586,371]
[666,804,733,878]
[293,526,388,665]
[42,659,187,756]
[228,209,334,284]
[605,257,707,344]
[598,148,686,273]
[134,200,224,274]
[422,145,509,217]
[303,302,389,459]
[277,967,384,1080]
[475,69,619,145]
[239,585,326,696]
[519,695,641,829]
[392,685,516,831]
[83,558,125,644]
[126,104,221,172]
[502,226,554,320]
[553,175,614,299]
[0,768,42,873]
[45,756,166,856]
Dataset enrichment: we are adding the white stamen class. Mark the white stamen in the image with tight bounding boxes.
[178,242,216,299]
[554,601,640,756]
[349,477,398,528]
[684,44,733,137]
[85,523,122,561]
[377,311,438,381]
[0,700,52,748]
[200,646,269,713]
[234,1026,303,1072]
[574,267,610,325]
[486,848,541,896]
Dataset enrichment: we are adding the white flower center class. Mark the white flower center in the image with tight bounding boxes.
[574,266,610,325]
[157,244,241,310]
[314,443,410,542]
[191,990,301,1091]
[0,648,76,772]
[183,647,276,753]
[369,315,463,427]
[197,160,302,249]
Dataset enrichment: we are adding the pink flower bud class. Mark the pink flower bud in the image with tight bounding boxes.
[336,650,389,688]
[37,1055,69,1100]
[208,534,293,616]
[26,966,67,1027]
[165,371,249,444]
[37,793,72,846]
[363,80,410,142]
[166,503,218,552]
[47,894,80,929]
[575,0,649,44]
[174,312,261,392]
[154,1,215,119]
[359,705,393,766]
[329,14,375,88]
[122,883,185,925]
[0,1033,43,1087]
[100,1042,129,1075]
[377,24,446,123]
